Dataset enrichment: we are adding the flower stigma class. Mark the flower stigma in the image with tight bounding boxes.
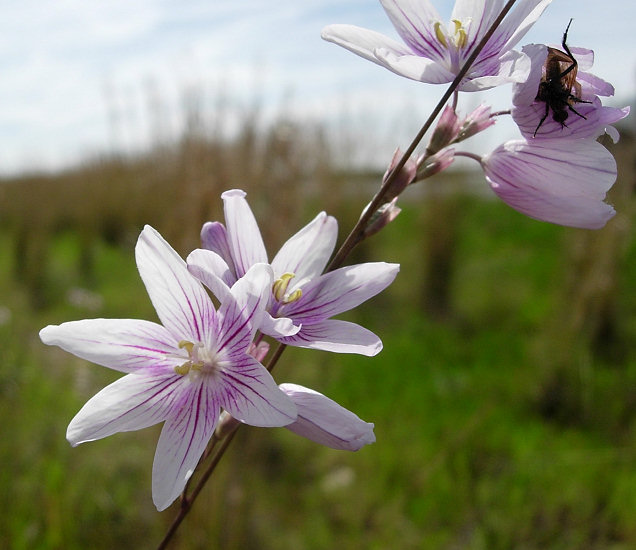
[272,273,303,304]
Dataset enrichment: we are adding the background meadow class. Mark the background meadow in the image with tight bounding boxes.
[1,92,635,549]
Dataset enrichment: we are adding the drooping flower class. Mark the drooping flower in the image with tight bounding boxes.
[39,226,296,511]
[279,384,376,451]
[187,190,400,356]
[512,43,630,140]
[481,138,617,229]
[321,0,552,91]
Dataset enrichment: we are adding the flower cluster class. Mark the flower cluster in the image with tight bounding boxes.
[324,0,629,229]
[40,192,398,510]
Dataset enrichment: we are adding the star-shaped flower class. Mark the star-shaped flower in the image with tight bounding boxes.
[321,0,552,91]
[187,189,400,356]
[40,226,296,511]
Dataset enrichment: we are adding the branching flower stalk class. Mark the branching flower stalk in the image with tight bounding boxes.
[37,0,629,548]
[155,2,522,547]
[327,0,520,273]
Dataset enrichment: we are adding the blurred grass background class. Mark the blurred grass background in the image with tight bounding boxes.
[0,99,635,549]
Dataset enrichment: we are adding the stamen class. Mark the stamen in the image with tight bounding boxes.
[283,289,302,304]
[178,340,194,354]
[272,273,296,302]
[434,22,448,48]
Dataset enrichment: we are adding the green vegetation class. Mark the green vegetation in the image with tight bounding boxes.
[1,123,634,549]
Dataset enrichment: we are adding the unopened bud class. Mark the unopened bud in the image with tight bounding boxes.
[427,105,461,155]
[382,148,417,202]
[415,148,455,181]
[455,104,495,142]
[363,198,401,238]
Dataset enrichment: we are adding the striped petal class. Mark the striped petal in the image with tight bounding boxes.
[136,225,216,344]
[222,189,268,277]
[281,383,375,451]
[39,318,180,374]
[280,319,383,356]
[67,372,180,446]
[152,381,220,510]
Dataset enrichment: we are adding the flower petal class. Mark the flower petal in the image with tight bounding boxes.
[280,319,383,356]
[200,221,237,278]
[211,263,274,359]
[152,382,220,510]
[136,226,216,343]
[482,139,617,228]
[380,0,446,60]
[476,0,552,61]
[40,319,180,374]
[461,49,531,91]
[67,373,179,446]
[283,262,400,321]
[186,248,233,303]
[280,383,375,451]
[222,189,268,277]
[219,356,297,427]
[321,24,414,67]
[374,47,455,84]
[271,212,337,284]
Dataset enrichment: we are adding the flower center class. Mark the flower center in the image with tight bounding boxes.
[174,340,219,378]
[434,19,470,50]
[272,273,303,305]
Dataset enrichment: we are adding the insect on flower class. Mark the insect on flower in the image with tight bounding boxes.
[534,19,591,137]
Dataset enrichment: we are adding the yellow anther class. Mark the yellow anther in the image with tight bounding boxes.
[178,340,195,354]
[452,19,462,34]
[434,22,448,48]
[175,362,192,375]
[272,273,296,302]
[456,28,467,49]
[283,288,302,304]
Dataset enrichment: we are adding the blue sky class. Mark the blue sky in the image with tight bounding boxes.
[1,0,634,175]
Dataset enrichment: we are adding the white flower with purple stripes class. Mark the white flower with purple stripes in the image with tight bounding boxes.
[321,0,552,91]
[39,225,296,511]
[187,189,400,356]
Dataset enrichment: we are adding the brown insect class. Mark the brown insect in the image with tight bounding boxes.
[534,19,591,137]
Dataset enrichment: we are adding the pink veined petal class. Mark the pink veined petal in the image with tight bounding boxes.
[211,264,273,359]
[476,0,552,61]
[136,225,216,344]
[284,262,400,321]
[200,221,237,278]
[577,70,615,97]
[186,248,233,303]
[374,47,455,84]
[39,319,180,374]
[219,356,297,427]
[321,24,413,67]
[66,372,181,446]
[451,0,502,56]
[461,49,530,91]
[513,43,548,106]
[260,312,301,339]
[380,0,446,61]
[280,319,383,356]
[568,46,594,71]
[483,139,617,229]
[221,189,268,277]
[152,382,220,511]
[514,100,629,140]
[271,212,338,284]
[280,383,375,451]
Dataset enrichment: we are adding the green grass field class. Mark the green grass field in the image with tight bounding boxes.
[2,183,635,549]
